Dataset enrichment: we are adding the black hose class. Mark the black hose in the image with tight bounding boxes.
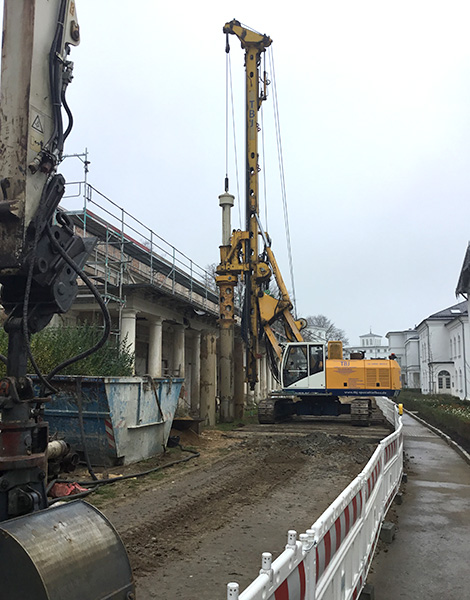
[46,478,58,495]
[62,90,74,141]
[45,0,67,155]
[22,185,59,394]
[44,222,111,382]
[48,446,200,505]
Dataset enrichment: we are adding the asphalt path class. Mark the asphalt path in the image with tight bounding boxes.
[369,413,470,599]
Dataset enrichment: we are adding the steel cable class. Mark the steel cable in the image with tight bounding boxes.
[268,47,298,317]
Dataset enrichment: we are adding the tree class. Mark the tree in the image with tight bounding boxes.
[303,314,349,346]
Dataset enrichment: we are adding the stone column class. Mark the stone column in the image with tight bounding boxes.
[200,331,217,426]
[190,330,201,416]
[234,337,245,420]
[148,316,163,377]
[173,323,185,377]
[121,309,137,374]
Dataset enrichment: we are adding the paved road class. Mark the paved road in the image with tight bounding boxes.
[369,413,470,599]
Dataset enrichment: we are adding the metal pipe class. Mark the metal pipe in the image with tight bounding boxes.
[46,439,69,460]
[219,191,234,246]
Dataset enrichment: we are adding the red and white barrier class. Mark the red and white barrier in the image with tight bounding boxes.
[227,397,403,600]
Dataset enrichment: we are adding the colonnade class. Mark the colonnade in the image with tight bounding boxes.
[119,308,276,426]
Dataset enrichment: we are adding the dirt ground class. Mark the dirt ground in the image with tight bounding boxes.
[82,419,391,599]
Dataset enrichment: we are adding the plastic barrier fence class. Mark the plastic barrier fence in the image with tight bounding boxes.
[227,397,403,600]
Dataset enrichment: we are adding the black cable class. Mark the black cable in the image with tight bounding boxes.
[22,184,59,394]
[45,0,66,153]
[46,478,58,495]
[44,222,111,382]
[48,446,200,505]
[61,90,74,141]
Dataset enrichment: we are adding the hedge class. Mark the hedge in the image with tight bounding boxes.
[400,390,470,453]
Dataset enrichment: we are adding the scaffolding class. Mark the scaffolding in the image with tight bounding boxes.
[61,159,219,339]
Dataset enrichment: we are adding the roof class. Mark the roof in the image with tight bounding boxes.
[416,300,468,330]
[359,332,382,338]
[456,242,470,296]
[427,301,467,320]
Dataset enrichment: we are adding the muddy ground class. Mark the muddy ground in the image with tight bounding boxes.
[84,419,392,599]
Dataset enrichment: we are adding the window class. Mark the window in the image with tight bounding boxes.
[458,336,461,357]
[450,340,453,359]
[283,345,308,387]
[438,370,451,390]
[309,345,324,375]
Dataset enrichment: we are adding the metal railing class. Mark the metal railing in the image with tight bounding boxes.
[227,398,403,600]
[63,181,219,314]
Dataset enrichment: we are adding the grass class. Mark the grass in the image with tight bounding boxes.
[400,390,470,452]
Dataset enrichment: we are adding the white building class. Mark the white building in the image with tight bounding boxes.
[416,301,468,398]
[304,325,327,343]
[386,329,420,389]
[345,331,390,359]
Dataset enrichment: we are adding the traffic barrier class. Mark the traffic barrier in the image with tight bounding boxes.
[227,397,403,600]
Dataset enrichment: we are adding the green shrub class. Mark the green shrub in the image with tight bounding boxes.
[0,324,134,377]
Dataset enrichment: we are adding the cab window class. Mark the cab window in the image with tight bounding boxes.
[283,345,308,386]
[309,345,324,375]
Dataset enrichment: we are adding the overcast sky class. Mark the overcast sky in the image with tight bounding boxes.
[3,0,470,344]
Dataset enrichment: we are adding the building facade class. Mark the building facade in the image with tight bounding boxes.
[416,302,468,398]
[386,329,420,389]
[345,331,390,359]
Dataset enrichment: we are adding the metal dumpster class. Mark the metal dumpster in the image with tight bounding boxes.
[43,376,183,465]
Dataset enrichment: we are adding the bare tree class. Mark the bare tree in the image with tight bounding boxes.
[204,263,217,291]
[304,314,349,345]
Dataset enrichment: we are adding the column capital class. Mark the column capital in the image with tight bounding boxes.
[148,315,164,326]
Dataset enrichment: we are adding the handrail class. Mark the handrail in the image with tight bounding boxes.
[227,397,403,600]
[62,180,219,311]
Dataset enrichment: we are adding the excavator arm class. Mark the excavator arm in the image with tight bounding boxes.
[0,4,135,597]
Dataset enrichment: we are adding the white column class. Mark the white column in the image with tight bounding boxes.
[173,323,185,377]
[190,331,201,415]
[148,317,163,377]
[121,309,137,374]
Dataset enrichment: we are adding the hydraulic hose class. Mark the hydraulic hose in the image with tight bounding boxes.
[48,446,200,505]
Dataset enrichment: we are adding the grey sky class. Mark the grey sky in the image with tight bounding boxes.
[2,0,470,344]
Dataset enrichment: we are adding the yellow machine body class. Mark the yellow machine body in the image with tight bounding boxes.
[325,358,401,395]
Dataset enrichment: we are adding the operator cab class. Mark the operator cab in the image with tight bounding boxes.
[281,342,326,390]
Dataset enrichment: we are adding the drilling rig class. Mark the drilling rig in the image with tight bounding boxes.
[216,20,401,425]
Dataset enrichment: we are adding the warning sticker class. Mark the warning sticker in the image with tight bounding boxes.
[31,115,44,133]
